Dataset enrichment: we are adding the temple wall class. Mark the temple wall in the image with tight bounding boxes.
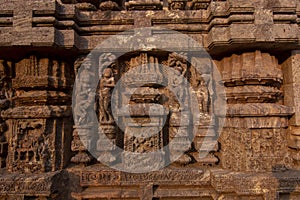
[0,0,299,199]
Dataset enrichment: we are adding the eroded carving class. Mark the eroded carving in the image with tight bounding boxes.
[8,119,51,173]
[0,60,12,168]
[125,0,163,10]
[99,0,120,10]
[168,0,188,10]
[98,68,115,124]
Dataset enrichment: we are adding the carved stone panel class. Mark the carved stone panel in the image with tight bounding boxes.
[6,117,72,173]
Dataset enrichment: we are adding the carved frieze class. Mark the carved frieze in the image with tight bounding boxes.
[80,168,205,186]
[60,0,215,10]
[6,117,72,173]
[219,127,290,172]
[125,0,163,10]
[13,55,72,90]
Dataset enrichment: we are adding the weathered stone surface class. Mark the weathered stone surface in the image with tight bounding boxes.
[0,0,299,199]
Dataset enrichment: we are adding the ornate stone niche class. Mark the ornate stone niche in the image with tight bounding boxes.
[72,50,218,169]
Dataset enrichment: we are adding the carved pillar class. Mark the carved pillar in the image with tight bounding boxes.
[96,53,118,164]
[167,52,194,165]
[118,53,168,170]
[189,57,219,166]
[282,50,300,169]
[3,55,73,173]
[0,60,12,168]
[217,51,294,172]
[71,56,95,165]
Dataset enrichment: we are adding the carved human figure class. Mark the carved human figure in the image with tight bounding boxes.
[171,68,185,100]
[74,62,96,126]
[198,80,209,113]
[168,53,188,110]
[75,79,95,125]
[98,68,115,123]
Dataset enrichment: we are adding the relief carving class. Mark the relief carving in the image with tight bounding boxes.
[98,68,115,124]
[168,0,188,10]
[96,53,118,163]
[85,52,215,167]
[0,60,12,168]
[71,128,93,164]
[189,0,211,9]
[61,0,213,10]
[72,56,96,164]
[99,0,120,10]
[0,1,299,199]
[8,119,52,173]
[219,127,290,172]
[0,54,74,175]
[125,0,163,10]
[288,126,300,167]
[73,56,96,126]
[168,52,188,111]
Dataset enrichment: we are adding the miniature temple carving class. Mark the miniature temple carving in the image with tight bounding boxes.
[217,51,294,172]
[3,55,73,173]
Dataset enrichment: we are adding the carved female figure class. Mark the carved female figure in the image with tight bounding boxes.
[98,68,115,123]
[168,53,188,110]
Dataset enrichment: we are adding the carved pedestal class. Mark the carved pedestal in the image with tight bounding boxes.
[120,103,169,171]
